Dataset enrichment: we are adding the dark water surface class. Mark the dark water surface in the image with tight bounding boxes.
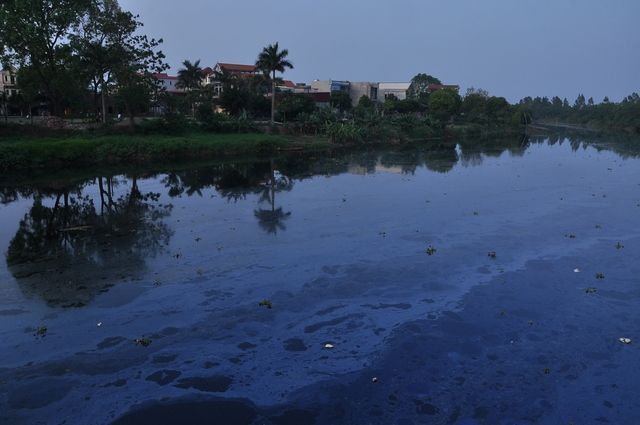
[1,133,640,424]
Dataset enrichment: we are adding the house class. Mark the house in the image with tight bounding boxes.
[152,73,185,94]
[1,67,18,98]
[311,79,350,93]
[379,82,414,101]
[203,62,263,99]
[0,67,18,116]
[310,79,380,107]
[348,81,379,107]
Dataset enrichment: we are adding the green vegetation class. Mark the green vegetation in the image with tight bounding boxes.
[134,336,152,347]
[426,246,437,255]
[258,299,272,309]
[0,129,290,170]
[33,325,47,339]
[595,273,605,279]
[488,251,496,258]
[585,287,596,293]
[519,93,640,133]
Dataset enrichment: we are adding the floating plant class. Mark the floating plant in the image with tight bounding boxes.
[259,299,272,309]
[196,269,203,275]
[595,224,601,228]
[135,336,152,347]
[426,246,437,255]
[585,287,596,293]
[153,279,162,286]
[488,252,497,258]
[473,212,479,215]
[379,231,386,237]
[500,310,506,315]
[528,320,534,325]
[195,237,202,242]
[595,273,605,279]
[172,253,182,258]
[542,368,550,374]
[34,325,47,339]
[616,242,624,249]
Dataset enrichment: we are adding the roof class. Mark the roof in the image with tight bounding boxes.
[217,63,258,73]
[201,67,214,76]
[278,80,296,88]
[153,73,179,80]
[427,84,459,91]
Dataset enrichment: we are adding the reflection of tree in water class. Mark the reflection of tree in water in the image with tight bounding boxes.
[156,160,295,234]
[5,175,173,307]
[253,160,293,235]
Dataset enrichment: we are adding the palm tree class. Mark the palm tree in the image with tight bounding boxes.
[176,59,203,115]
[255,42,293,125]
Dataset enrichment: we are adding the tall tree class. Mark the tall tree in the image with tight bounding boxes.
[0,0,94,116]
[176,59,203,115]
[409,73,442,102]
[71,0,141,120]
[255,42,293,125]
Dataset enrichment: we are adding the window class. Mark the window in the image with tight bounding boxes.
[370,87,378,100]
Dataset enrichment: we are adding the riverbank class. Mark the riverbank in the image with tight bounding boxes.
[0,124,335,171]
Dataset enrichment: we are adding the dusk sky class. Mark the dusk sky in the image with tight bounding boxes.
[118,0,639,104]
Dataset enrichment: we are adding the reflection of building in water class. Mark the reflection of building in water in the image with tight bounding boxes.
[348,159,404,175]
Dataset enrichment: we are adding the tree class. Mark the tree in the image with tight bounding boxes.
[275,92,315,122]
[428,89,462,121]
[409,73,442,101]
[176,59,203,115]
[71,0,141,121]
[0,0,94,116]
[255,42,293,125]
[330,90,352,113]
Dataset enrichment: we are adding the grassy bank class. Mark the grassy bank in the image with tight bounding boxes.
[0,130,306,171]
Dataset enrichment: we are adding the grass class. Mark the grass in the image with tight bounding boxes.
[0,131,292,171]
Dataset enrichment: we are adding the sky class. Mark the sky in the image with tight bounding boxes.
[118,0,640,104]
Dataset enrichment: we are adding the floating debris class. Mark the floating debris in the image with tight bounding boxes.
[542,368,550,374]
[34,326,47,339]
[325,344,334,349]
[97,322,102,327]
[258,299,272,309]
[573,269,581,273]
[616,242,624,249]
[134,336,151,347]
[619,338,631,344]
[372,377,378,383]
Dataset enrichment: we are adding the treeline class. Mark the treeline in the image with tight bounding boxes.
[519,93,640,133]
[0,0,166,125]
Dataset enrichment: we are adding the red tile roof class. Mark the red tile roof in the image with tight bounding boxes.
[217,63,258,73]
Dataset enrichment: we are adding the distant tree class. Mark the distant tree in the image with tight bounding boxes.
[176,59,204,115]
[428,89,462,121]
[485,96,511,124]
[551,96,563,108]
[563,98,570,108]
[255,42,293,125]
[275,92,315,122]
[462,87,489,119]
[574,94,586,108]
[358,95,373,108]
[588,97,594,106]
[602,96,610,103]
[409,73,442,101]
[330,90,352,113]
